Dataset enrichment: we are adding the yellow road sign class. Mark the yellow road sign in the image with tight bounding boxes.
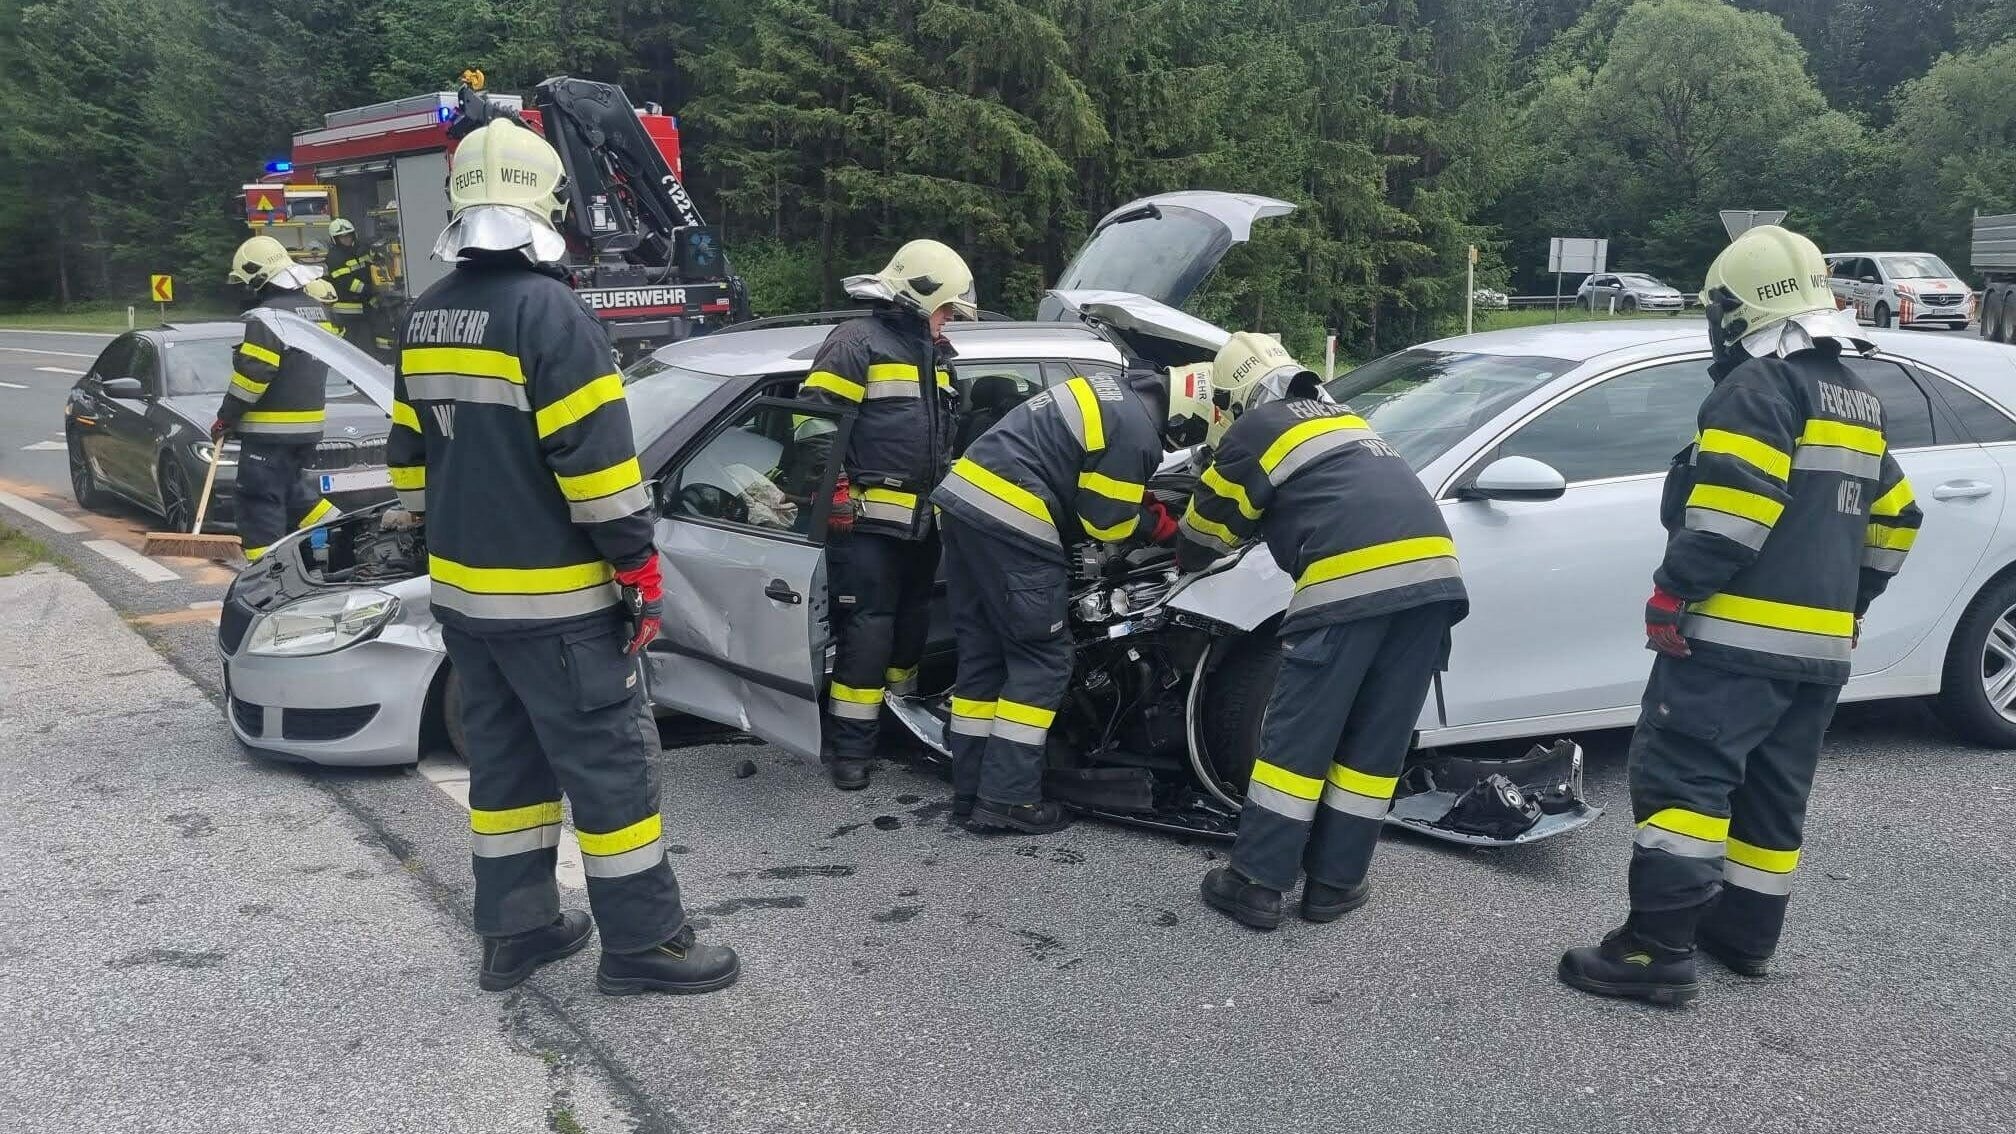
[150,275,174,303]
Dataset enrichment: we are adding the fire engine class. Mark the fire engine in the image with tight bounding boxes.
[242,75,748,360]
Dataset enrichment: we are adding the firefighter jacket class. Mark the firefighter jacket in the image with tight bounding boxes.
[386,260,656,635]
[219,288,332,442]
[797,308,956,539]
[1655,348,1923,685]
[1177,397,1468,636]
[932,368,1166,562]
[326,245,376,315]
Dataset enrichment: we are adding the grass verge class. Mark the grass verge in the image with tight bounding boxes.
[0,523,48,576]
[0,304,237,333]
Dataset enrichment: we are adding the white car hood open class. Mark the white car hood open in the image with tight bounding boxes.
[1037,190,1295,319]
[250,308,396,415]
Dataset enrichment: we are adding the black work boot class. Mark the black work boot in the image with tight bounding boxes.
[1200,866,1284,931]
[968,798,1072,834]
[1558,910,1701,1007]
[479,910,593,992]
[1300,879,1372,923]
[829,758,871,791]
[596,925,741,996]
[951,793,976,819]
[1696,922,1772,978]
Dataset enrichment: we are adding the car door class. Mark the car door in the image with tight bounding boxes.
[99,335,162,495]
[73,335,141,493]
[1437,357,1713,727]
[643,394,851,759]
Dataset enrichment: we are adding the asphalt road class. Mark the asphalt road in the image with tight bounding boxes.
[3,327,2012,1133]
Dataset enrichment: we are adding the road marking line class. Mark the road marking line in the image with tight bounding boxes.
[0,490,85,534]
[84,539,181,582]
[0,328,115,338]
[20,441,65,451]
[0,346,96,358]
[418,754,587,890]
[0,381,25,390]
[35,366,85,376]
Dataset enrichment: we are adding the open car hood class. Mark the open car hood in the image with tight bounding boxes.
[1046,290,1229,369]
[251,309,395,416]
[1037,190,1295,319]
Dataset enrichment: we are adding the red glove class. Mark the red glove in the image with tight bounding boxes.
[210,417,229,442]
[828,472,855,533]
[615,557,663,656]
[1645,587,1690,658]
[1144,498,1179,545]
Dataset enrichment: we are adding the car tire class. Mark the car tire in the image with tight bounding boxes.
[1986,289,2010,344]
[67,429,111,511]
[1873,302,1893,330]
[158,454,200,534]
[1199,631,1282,795]
[441,664,470,761]
[1936,572,2016,749]
[1621,296,1638,313]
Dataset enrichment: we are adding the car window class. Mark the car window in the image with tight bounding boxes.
[953,360,1045,456]
[1325,349,1580,471]
[1878,255,1956,281]
[1844,358,1938,450]
[1489,360,1713,483]
[127,337,161,396]
[161,337,238,396]
[1829,258,1856,281]
[622,357,736,449]
[88,335,138,383]
[670,399,843,540]
[1920,371,2016,444]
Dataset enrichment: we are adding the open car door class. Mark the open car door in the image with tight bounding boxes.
[642,396,851,759]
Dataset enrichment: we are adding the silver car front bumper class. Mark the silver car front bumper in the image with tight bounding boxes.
[220,622,445,767]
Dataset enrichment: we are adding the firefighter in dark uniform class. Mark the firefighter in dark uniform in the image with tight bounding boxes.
[324,218,375,344]
[385,120,738,996]
[795,240,975,791]
[1560,225,1922,1005]
[1181,334,1468,930]
[929,359,1209,834]
[213,236,338,560]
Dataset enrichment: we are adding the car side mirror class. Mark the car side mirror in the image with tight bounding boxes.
[1457,456,1568,502]
[100,377,145,399]
[1860,275,1878,284]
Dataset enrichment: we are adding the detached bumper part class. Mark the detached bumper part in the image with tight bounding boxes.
[1386,740,1601,846]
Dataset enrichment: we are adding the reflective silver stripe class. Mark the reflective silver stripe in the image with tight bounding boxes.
[938,472,1061,547]
[1053,387,1089,451]
[404,373,532,410]
[235,419,324,436]
[395,489,427,512]
[1634,825,1725,859]
[431,579,621,621]
[567,483,652,524]
[1863,547,1907,573]
[857,499,914,524]
[1268,428,1376,485]
[1179,515,1238,553]
[1288,556,1461,617]
[1792,446,1882,480]
[828,696,882,721]
[471,824,560,858]
[1679,614,1853,663]
[949,714,994,737]
[863,380,923,399]
[993,719,1049,747]
[581,837,665,879]
[228,384,262,403]
[1724,860,1796,896]
[1246,780,1318,822]
[1320,783,1390,821]
[1685,506,1771,550]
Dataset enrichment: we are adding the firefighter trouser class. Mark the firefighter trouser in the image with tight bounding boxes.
[443,618,685,954]
[235,441,334,561]
[1626,653,1839,958]
[330,306,369,344]
[1230,603,1455,893]
[940,516,1073,807]
[825,528,940,763]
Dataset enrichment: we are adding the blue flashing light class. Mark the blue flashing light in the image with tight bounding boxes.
[438,105,456,123]
[265,160,293,174]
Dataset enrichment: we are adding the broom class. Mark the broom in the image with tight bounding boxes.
[140,436,242,559]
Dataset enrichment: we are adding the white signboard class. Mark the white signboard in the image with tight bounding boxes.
[1720,209,1787,240]
[1548,237,1608,275]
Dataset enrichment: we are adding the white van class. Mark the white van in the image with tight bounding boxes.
[1825,251,1974,330]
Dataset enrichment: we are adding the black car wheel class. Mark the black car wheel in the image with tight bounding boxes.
[1199,632,1283,796]
[158,454,199,533]
[1938,573,2016,748]
[67,429,110,511]
[1873,302,1893,329]
[1621,295,1639,313]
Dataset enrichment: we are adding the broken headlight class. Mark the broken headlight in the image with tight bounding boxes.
[244,590,398,657]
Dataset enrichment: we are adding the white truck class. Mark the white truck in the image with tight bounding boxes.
[1978,213,2016,344]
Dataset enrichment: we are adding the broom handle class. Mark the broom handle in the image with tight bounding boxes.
[191,436,226,535]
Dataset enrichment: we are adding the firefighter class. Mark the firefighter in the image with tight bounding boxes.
[324,218,375,343]
[385,120,738,996]
[1181,334,1468,930]
[930,363,1209,834]
[795,240,975,791]
[214,236,339,560]
[1559,225,1922,1006]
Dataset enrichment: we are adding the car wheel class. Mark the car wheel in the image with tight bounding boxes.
[1937,573,2016,748]
[1621,295,1638,313]
[441,664,469,761]
[67,429,110,511]
[158,455,199,533]
[1198,631,1282,796]
[1873,302,1892,330]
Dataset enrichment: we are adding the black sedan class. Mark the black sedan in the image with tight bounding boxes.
[63,320,395,532]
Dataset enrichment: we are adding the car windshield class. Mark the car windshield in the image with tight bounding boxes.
[1619,274,1665,288]
[1324,349,1578,470]
[1880,255,1956,280]
[161,335,367,400]
[624,356,735,446]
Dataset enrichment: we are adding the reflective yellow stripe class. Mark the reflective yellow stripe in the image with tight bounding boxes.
[1866,522,1917,551]
[857,486,920,507]
[1202,464,1260,520]
[867,362,920,383]
[391,400,421,432]
[1871,478,1915,518]
[1077,471,1143,504]
[296,498,336,528]
[936,368,952,389]
[1297,536,1457,589]
[995,699,1056,728]
[471,800,564,835]
[1798,418,1885,457]
[1638,808,1730,842]
[242,410,324,423]
[804,370,864,402]
[388,465,426,490]
[1083,515,1138,541]
[402,346,525,384]
[950,696,996,719]
[238,341,281,368]
[555,456,642,502]
[1685,483,1784,527]
[885,665,918,683]
[829,682,884,705]
[1259,415,1373,473]
[1066,379,1105,452]
[951,457,1052,524]
[242,543,271,561]
[1697,428,1791,481]
[535,373,626,439]
[1691,593,1855,637]
[1250,759,1323,801]
[1181,505,1240,548]
[1726,837,1800,874]
[428,556,613,595]
[1327,764,1398,800]
[230,371,269,396]
[576,813,662,857]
